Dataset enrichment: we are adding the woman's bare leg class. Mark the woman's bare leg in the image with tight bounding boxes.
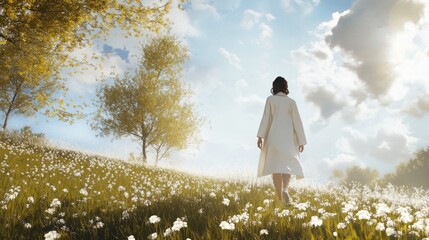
[272,173,283,201]
[282,174,291,188]
[282,174,292,204]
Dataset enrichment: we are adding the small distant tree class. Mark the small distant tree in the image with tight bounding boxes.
[342,166,379,186]
[381,147,429,188]
[93,35,202,165]
[0,126,46,146]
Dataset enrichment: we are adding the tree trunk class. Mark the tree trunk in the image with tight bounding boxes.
[2,93,18,130]
[154,145,160,167]
[2,109,11,130]
[154,143,170,167]
[142,138,147,164]
[2,78,22,130]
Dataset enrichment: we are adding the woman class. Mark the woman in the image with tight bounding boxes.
[257,76,307,204]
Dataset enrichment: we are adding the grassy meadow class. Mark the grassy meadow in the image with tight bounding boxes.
[1,137,429,240]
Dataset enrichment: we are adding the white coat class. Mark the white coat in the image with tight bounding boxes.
[257,92,307,178]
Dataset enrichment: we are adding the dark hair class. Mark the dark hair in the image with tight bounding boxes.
[271,76,289,95]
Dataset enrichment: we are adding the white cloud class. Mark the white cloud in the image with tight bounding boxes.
[265,13,276,22]
[338,120,416,164]
[305,85,345,119]
[234,79,265,113]
[293,0,429,125]
[403,94,429,117]
[291,42,368,123]
[281,0,321,14]
[167,1,200,37]
[189,0,219,18]
[281,0,293,11]
[326,0,425,99]
[236,95,265,106]
[259,23,273,41]
[184,65,224,102]
[235,79,249,89]
[241,10,275,46]
[241,9,262,29]
[218,48,242,70]
[212,0,241,11]
[301,153,366,181]
[64,45,128,93]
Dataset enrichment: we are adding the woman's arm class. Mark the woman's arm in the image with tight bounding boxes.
[257,137,263,149]
[257,98,272,140]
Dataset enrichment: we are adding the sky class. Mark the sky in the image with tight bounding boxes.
[10,0,429,182]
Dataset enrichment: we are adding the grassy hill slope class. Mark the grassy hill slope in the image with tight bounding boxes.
[1,137,429,239]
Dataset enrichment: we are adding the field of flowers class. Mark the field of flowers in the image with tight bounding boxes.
[1,137,429,240]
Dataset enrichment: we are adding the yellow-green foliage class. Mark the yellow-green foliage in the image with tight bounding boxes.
[94,35,203,164]
[1,137,429,239]
[0,0,175,128]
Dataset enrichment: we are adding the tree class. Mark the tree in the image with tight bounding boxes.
[0,0,172,58]
[0,0,175,129]
[0,47,62,129]
[381,147,429,188]
[337,166,379,186]
[93,35,202,164]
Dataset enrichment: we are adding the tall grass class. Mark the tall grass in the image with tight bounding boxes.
[1,136,428,239]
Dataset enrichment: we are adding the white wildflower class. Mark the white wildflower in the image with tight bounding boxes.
[386,227,395,236]
[375,202,391,216]
[277,209,290,217]
[222,198,230,206]
[230,215,240,223]
[149,215,161,224]
[148,233,157,240]
[44,230,61,240]
[342,201,357,213]
[260,229,268,235]
[337,222,347,229]
[295,212,307,219]
[172,218,187,231]
[128,235,135,240]
[386,218,395,227]
[356,210,371,220]
[245,202,252,209]
[164,228,172,237]
[411,219,425,231]
[95,221,104,228]
[309,216,323,227]
[79,188,88,196]
[375,222,386,231]
[122,210,130,220]
[45,208,56,215]
[295,202,309,211]
[50,198,61,208]
[219,221,235,230]
[263,199,273,206]
[398,212,414,223]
